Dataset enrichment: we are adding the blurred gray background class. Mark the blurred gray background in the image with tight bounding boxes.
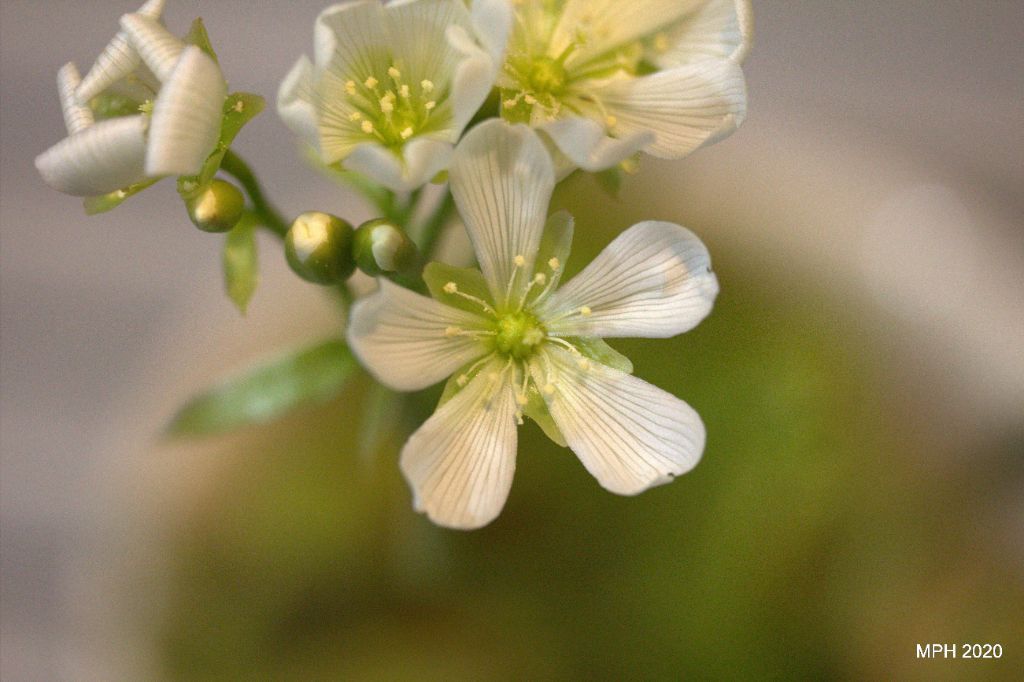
[2,1,1023,679]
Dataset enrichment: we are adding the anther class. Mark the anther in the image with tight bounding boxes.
[424,100,436,110]
[533,273,547,285]
[349,111,362,121]
[400,127,414,140]
[524,94,538,105]
[420,79,434,93]
[580,306,592,316]
[345,80,356,95]
[516,394,529,407]
[361,120,374,134]
[543,383,556,396]
[445,326,462,337]
[387,66,401,80]
[548,257,560,271]
[379,96,394,114]
[513,255,526,267]
[364,76,378,89]
[399,84,410,98]
[443,281,458,294]
[605,115,617,128]
[456,374,469,387]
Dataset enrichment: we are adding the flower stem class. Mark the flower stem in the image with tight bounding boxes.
[417,190,455,261]
[220,149,289,239]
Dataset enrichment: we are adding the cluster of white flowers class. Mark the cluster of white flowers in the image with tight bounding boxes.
[35,0,226,196]
[37,0,751,530]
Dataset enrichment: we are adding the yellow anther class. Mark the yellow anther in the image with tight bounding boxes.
[364,76,378,89]
[456,374,469,387]
[579,306,592,316]
[542,383,556,396]
[516,394,529,406]
[443,281,458,294]
[345,80,357,95]
[524,94,538,105]
[380,97,394,114]
[233,100,245,113]
[503,98,518,109]
[548,257,560,271]
[400,127,414,139]
[653,32,670,52]
[445,326,462,337]
[533,273,547,285]
[577,358,591,370]
[399,84,410,98]
[349,111,362,121]
[513,255,526,267]
[361,120,374,134]
[424,100,436,110]
[420,79,434,93]
[605,115,617,128]
[387,66,401,80]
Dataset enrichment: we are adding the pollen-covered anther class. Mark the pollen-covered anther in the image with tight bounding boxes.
[424,101,436,110]
[387,66,401,80]
[349,111,362,121]
[379,96,395,114]
[364,76,378,89]
[443,281,458,294]
[513,255,526,267]
[345,80,357,95]
[542,383,556,396]
[533,272,547,285]
[580,305,592,316]
[516,393,529,407]
[605,115,617,129]
[420,79,434,93]
[548,257,560,271]
[400,84,410,98]
[400,127,414,139]
[444,326,462,337]
[456,374,469,387]
[361,120,375,134]
[524,94,538,105]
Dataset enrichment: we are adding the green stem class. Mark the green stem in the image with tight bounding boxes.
[220,149,289,239]
[417,190,456,261]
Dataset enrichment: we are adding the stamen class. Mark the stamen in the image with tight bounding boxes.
[345,80,356,95]
[364,76,378,89]
[424,100,436,110]
[580,306,592,316]
[445,326,462,337]
[456,375,469,387]
[543,383,556,396]
[546,336,582,356]
[400,127,414,139]
[420,79,434,93]
[548,257,560,271]
[349,111,362,121]
[387,66,401,80]
[399,84,410,98]
[361,120,375,134]
[514,255,526,267]
[442,282,497,316]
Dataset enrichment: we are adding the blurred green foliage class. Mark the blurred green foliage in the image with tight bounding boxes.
[154,175,1023,680]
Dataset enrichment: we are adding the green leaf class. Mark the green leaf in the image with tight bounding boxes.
[179,92,266,194]
[223,214,258,314]
[167,339,357,437]
[83,178,159,215]
[184,18,219,63]
[423,262,494,315]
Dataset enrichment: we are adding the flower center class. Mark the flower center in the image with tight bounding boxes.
[337,63,440,149]
[494,311,546,360]
[528,57,567,95]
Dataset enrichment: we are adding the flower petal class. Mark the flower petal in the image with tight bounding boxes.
[541,116,653,172]
[445,0,511,131]
[653,0,753,66]
[35,116,148,196]
[344,137,454,193]
[348,279,490,391]
[119,13,184,83]
[449,120,554,306]
[146,46,226,177]
[76,0,166,102]
[313,1,387,72]
[552,0,701,68]
[57,63,94,134]
[538,221,718,338]
[401,359,518,529]
[277,56,320,151]
[534,346,705,495]
[591,58,747,159]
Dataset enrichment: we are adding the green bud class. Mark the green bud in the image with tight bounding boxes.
[186,179,245,233]
[353,218,418,276]
[285,211,355,284]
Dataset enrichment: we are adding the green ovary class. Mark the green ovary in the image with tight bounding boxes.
[494,312,546,360]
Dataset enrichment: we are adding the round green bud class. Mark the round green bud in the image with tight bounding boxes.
[285,211,355,284]
[353,218,418,276]
[186,179,245,233]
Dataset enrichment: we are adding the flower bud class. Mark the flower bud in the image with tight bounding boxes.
[285,211,355,284]
[186,179,245,233]
[353,218,418,276]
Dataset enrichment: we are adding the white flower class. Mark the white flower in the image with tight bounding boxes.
[277,0,510,192]
[498,0,751,171]
[348,120,719,529]
[35,4,225,196]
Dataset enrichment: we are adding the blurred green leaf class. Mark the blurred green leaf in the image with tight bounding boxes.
[83,178,159,215]
[167,339,357,437]
[184,18,219,63]
[223,215,258,314]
